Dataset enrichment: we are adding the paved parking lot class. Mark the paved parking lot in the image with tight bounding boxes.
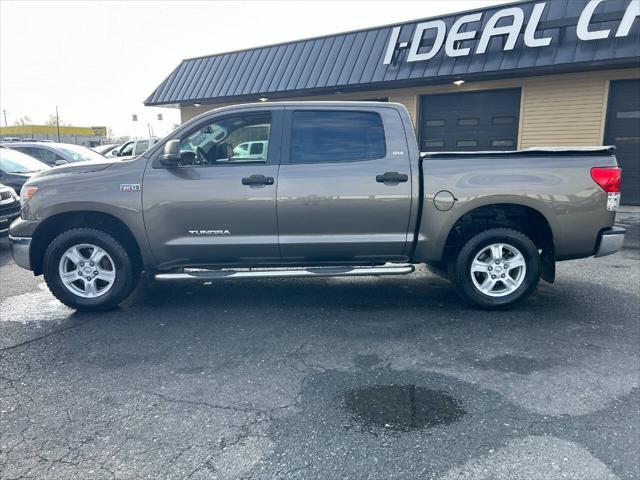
[1,213,638,480]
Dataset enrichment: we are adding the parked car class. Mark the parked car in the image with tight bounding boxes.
[4,142,105,166]
[0,183,20,237]
[9,102,625,311]
[0,147,50,192]
[92,143,121,156]
[232,140,268,161]
[109,138,159,159]
[1,137,22,143]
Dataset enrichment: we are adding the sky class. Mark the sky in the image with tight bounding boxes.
[1,0,511,138]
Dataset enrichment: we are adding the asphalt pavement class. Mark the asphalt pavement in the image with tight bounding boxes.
[1,213,638,479]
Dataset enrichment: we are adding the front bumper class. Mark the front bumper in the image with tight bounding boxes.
[0,212,20,237]
[9,236,31,270]
[595,226,626,258]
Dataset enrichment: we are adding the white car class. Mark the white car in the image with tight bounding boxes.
[232,140,268,161]
[109,138,160,159]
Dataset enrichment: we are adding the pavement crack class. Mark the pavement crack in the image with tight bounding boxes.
[0,318,93,353]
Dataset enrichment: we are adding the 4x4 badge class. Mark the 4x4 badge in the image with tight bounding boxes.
[120,184,141,192]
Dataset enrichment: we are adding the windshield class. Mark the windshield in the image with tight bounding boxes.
[0,148,50,173]
[93,144,118,154]
[57,144,106,162]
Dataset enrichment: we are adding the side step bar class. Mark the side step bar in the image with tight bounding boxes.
[155,264,415,281]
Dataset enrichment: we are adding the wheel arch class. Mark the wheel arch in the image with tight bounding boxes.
[435,202,556,282]
[30,211,143,275]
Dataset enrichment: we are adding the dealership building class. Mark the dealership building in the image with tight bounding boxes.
[146,0,640,204]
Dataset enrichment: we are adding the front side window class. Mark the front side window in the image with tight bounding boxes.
[179,113,271,166]
[290,111,385,163]
[119,142,135,157]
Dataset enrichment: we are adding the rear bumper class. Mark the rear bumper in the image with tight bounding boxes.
[9,236,31,270]
[595,226,626,258]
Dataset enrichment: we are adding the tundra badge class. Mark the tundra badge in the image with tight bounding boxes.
[189,229,231,236]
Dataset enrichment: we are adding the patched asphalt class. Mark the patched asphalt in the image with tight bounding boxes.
[1,212,638,479]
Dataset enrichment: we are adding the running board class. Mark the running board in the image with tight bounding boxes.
[154,264,415,281]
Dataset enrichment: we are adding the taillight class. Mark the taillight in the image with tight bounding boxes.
[591,167,622,192]
[591,167,622,211]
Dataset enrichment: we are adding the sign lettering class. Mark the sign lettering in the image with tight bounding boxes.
[383,0,639,65]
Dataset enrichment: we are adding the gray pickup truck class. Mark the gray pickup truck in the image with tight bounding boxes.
[9,102,625,311]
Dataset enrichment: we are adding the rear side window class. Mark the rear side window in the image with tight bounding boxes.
[290,111,386,163]
[249,142,264,155]
[134,140,149,155]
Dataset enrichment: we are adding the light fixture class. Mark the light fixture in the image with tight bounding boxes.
[453,79,465,86]
[258,97,268,102]
[193,103,201,107]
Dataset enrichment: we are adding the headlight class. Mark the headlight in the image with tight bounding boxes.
[20,186,38,206]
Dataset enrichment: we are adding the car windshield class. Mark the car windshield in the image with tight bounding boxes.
[93,144,118,154]
[57,144,106,162]
[0,148,49,173]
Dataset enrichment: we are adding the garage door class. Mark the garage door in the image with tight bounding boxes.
[420,88,521,152]
[605,80,640,206]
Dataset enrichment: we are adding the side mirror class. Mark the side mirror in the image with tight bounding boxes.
[54,159,67,166]
[111,149,120,157]
[160,139,181,167]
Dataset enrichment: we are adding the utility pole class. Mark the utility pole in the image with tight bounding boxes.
[2,109,7,127]
[55,105,61,142]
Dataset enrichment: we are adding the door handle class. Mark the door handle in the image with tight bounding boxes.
[376,172,408,184]
[241,174,274,186]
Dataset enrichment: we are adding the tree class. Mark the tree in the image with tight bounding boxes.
[15,116,32,126]
[45,114,59,126]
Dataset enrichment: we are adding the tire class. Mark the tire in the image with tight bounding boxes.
[43,228,139,311]
[451,228,540,309]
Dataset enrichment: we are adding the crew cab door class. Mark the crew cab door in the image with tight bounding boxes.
[277,106,412,262]
[142,108,283,268]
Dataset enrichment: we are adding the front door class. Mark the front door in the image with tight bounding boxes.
[277,107,412,263]
[142,108,283,268]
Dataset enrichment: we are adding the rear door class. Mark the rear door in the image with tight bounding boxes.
[276,106,412,263]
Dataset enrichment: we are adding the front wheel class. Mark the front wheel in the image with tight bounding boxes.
[43,228,139,311]
[451,228,540,309]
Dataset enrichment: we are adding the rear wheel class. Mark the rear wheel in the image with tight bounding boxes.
[451,228,540,308]
[43,228,139,311]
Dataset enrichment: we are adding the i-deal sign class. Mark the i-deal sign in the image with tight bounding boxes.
[383,0,640,64]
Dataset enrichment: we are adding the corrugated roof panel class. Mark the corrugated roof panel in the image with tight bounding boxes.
[216,51,244,98]
[260,45,292,92]
[226,51,253,97]
[316,35,345,88]
[246,47,275,94]
[357,29,388,83]
[304,37,333,89]
[276,42,304,92]
[145,0,640,106]
[230,50,257,96]
[296,38,324,90]
[202,54,231,99]
[340,31,368,86]
[176,58,204,102]
[325,33,355,87]
[162,61,194,105]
